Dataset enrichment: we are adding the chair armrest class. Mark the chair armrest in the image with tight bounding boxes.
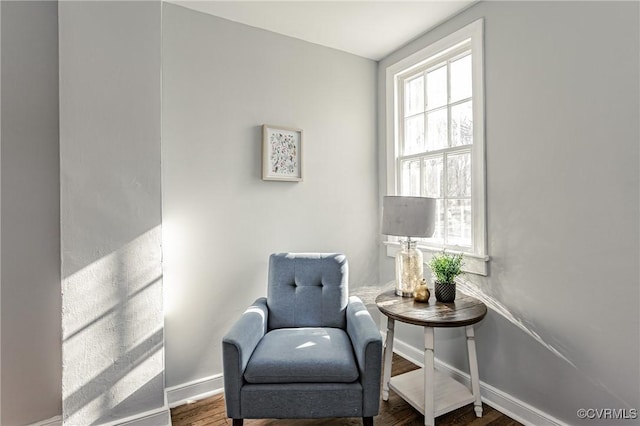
[346,296,382,417]
[222,297,269,418]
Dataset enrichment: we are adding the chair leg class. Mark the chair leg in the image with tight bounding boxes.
[363,417,373,426]
[232,419,243,426]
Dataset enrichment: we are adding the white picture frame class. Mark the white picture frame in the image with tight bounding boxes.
[262,124,303,182]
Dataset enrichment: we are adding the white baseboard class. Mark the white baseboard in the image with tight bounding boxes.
[165,373,224,408]
[28,415,62,426]
[384,333,568,426]
[27,374,222,426]
[27,409,172,426]
[97,405,171,426]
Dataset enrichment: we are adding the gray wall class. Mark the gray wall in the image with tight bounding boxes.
[162,3,379,387]
[59,1,165,424]
[1,1,637,424]
[378,1,639,424]
[0,1,61,425]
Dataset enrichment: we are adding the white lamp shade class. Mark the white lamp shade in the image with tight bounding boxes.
[381,196,436,238]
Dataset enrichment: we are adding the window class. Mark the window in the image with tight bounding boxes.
[385,19,488,275]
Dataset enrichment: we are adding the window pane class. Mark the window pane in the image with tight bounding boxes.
[403,114,425,155]
[446,151,471,197]
[401,159,421,196]
[447,199,472,247]
[426,109,447,151]
[429,199,445,243]
[451,101,473,147]
[450,54,472,102]
[404,76,424,116]
[426,66,446,110]
[423,156,443,198]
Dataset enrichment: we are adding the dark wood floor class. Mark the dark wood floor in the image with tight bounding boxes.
[171,354,522,426]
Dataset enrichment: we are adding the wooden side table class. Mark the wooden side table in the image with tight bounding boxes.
[375,290,487,426]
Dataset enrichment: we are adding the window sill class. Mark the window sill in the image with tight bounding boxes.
[384,241,489,276]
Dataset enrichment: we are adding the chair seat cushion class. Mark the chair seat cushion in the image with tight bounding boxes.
[244,327,359,384]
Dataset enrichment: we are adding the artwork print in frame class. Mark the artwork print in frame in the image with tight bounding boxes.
[262,125,303,182]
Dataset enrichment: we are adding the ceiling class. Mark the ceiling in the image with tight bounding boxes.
[167,1,475,61]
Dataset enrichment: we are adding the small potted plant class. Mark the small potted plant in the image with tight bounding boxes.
[428,252,464,302]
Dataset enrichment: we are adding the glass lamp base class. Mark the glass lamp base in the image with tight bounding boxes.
[395,288,415,297]
[394,239,424,298]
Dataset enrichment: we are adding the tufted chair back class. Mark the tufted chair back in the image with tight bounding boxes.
[267,253,348,330]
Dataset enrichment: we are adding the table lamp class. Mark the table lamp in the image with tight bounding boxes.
[381,196,436,297]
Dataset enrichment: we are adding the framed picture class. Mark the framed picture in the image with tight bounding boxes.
[262,124,303,182]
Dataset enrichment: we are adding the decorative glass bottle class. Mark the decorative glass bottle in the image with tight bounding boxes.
[395,239,423,297]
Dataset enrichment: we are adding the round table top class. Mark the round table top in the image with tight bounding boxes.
[375,289,487,327]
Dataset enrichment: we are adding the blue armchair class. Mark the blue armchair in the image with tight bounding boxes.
[222,253,382,425]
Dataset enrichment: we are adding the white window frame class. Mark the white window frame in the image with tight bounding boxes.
[384,19,488,276]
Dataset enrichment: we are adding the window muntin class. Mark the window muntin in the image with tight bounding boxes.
[396,48,474,251]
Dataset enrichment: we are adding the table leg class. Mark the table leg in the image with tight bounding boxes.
[424,326,435,426]
[466,325,482,417]
[382,318,395,401]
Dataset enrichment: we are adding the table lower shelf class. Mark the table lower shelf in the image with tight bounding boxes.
[389,368,476,417]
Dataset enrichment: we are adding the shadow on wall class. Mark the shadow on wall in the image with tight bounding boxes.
[61,226,164,425]
[457,278,634,411]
